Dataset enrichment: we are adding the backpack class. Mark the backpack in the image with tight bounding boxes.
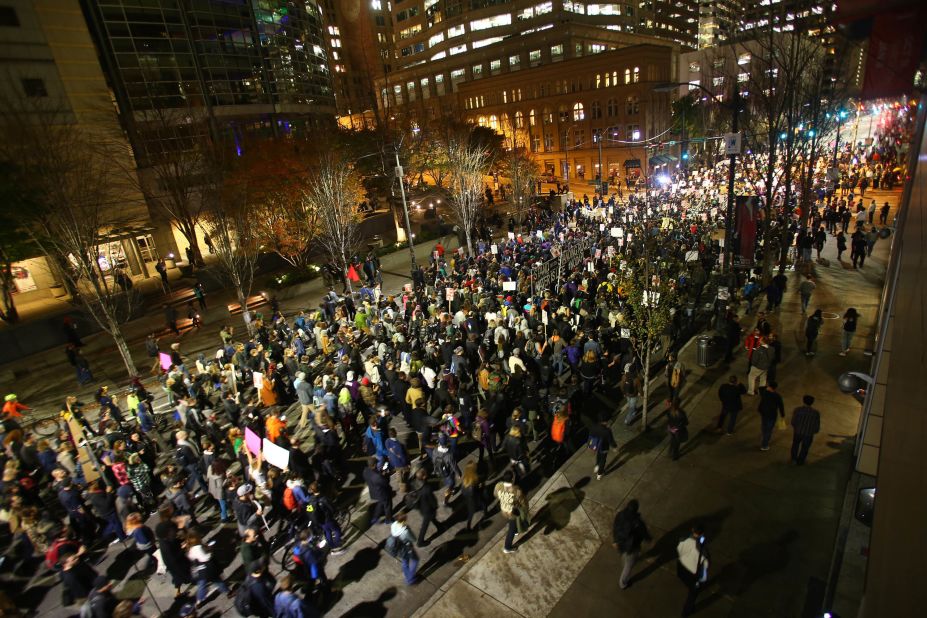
[384,534,401,558]
[471,420,484,443]
[234,578,253,616]
[174,446,195,468]
[282,487,297,512]
[551,416,567,444]
[587,435,602,452]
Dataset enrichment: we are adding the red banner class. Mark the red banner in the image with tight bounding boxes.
[860,8,926,99]
[734,196,758,269]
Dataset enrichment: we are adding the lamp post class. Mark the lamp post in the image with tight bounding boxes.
[832,108,848,168]
[655,81,740,272]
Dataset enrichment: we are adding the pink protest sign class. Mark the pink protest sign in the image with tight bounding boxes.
[244,427,262,456]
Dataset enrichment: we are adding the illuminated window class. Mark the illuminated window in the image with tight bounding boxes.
[509,54,521,70]
[529,49,542,66]
[517,7,534,20]
[478,116,487,127]
[407,80,417,101]
[489,114,499,130]
[472,64,483,78]
[420,77,430,98]
[689,61,701,73]
[473,37,503,49]
[448,24,465,37]
[490,59,501,74]
[551,44,564,59]
[633,66,640,83]
[449,44,467,55]
[371,0,382,9]
[331,38,342,47]
[572,102,585,121]
[738,72,749,83]
[429,33,444,47]
[738,53,751,65]
[595,74,601,88]
[534,2,553,16]
[529,109,536,126]
[563,1,585,13]
[431,51,446,60]
[435,73,445,95]
[451,68,465,83]
[624,68,631,84]
[588,3,621,15]
[515,111,524,128]
[712,76,725,87]
[471,14,511,31]
[688,80,700,91]
[543,106,553,124]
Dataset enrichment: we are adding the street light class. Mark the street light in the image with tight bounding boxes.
[655,81,741,273]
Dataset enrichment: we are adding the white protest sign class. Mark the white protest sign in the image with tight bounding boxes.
[542,311,549,325]
[252,372,263,390]
[262,438,290,470]
[508,232,515,240]
[502,281,517,291]
[491,244,498,254]
[610,228,621,238]
[446,288,456,301]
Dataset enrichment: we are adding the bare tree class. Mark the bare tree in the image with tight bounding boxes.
[306,156,363,294]
[200,146,259,332]
[446,141,490,256]
[127,110,212,267]
[0,106,143,375]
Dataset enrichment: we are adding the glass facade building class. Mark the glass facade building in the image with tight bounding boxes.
[83,0,336,159]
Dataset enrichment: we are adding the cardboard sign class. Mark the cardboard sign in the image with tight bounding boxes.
[262,438,290,470]
[159,352,173,372]
[508,232,515,240]
[610,228,621,238]
[245,427,262,456]
[502,281,517,291]
[599,223,605,231]
[607,246,615,257]
[491,244,498,254]
[595,249,602,259]
[542,310,549,325]
[252,371,263,391]
[446,288,456,301]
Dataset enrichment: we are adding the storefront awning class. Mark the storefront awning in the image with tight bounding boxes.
[648,154,678,166]
[624,158,641,169]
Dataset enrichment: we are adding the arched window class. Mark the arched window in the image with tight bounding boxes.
[515,110,524,129]
[572,102,585,121]
[543,107,553,124]
[633,66,640,83]
[590,100,602,119]
[488,114,499,130]
[558,104,569,122]
[624,68,631,84]
[606,98,618,117]
[478,116,487,127]
[529,109,536,126]
[501,112,509,131]
[605,72,611,87]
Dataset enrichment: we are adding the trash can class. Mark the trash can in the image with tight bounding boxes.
[696,335,713,368]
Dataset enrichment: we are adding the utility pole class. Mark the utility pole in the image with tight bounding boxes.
[394,150,418,277]
[723,88,740,274]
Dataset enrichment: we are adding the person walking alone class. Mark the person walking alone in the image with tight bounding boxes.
[757,381,785,451]
[494,471,528,554]
[676,524,709,617]
[839,308,859,356]
[798,276,815,314]
[666,402,689,461]
[612,499,651,589]
[746,339,771,395]
[790,395,821,465]
[715,376,746,435]
[805,310,823,357]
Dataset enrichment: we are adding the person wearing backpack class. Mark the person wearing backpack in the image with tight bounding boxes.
[305,482,344,554]
[612,499,651,589]
[274,573,320,617]
[387,514,419,585]
[493,471,528,554]
[385,427,410,492]
[676,524,710,617]
[587,415,617,480]
[431,435,458,505]
[473,409,494,473]
[291,528,328,587]
[363,457,394,524]
[667,402,689,461]
[237,561,275,618]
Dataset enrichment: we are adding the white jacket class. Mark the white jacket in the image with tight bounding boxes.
[677,537,709,580]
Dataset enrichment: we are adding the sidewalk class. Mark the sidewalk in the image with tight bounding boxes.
[415,189,901,618]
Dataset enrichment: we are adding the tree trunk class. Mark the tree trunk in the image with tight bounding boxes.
[179,219,204,265]
[108,318,138,376]
[465,226,474,257]
[642,343,652,430]
[0,262,19,324]
[236,288,253,335]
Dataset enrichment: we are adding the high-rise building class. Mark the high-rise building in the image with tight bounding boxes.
[697,0,742,49]
[82,0,337,162]
[376,0,697,126]
[317,0,393,128]
[0,0,161,299]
